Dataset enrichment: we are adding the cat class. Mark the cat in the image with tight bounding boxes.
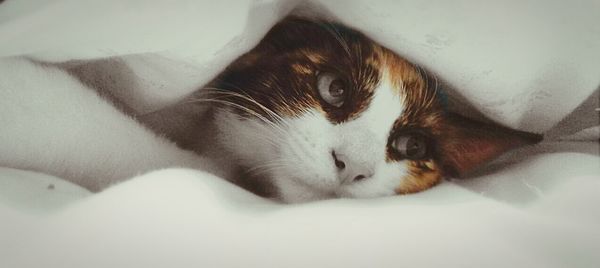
[141,17,543,203]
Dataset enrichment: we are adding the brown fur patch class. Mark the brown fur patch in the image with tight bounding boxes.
[206,16,382,123]
[435,112,543,177]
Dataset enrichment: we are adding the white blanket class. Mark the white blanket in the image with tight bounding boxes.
[1,0,599,267]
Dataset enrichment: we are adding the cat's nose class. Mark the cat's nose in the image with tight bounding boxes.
[331,150,373,184]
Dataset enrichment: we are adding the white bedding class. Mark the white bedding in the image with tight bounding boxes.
[1,0,599,267]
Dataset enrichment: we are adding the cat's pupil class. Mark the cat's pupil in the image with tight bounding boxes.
[316,72,346,107]
[394,134,428,160]
[406,137,423,156]
[329,79,345,97]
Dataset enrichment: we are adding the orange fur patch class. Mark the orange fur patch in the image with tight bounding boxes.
[375,47,423,91]
[396,160,442,194]
[300,49,326,64]
[291,63,313,75]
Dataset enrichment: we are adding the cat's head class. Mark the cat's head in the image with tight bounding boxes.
[205,17,542,202]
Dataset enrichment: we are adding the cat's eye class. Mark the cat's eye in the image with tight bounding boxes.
[317,72,347,107]
[392,133,430,160]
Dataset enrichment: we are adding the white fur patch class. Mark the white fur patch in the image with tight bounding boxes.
[333,72,407,198]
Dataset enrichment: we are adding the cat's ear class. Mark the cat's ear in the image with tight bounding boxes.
[436,112,543,177]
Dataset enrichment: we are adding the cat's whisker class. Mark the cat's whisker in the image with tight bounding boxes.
[355,42,364,82]
[189,98,290,139]
[205,88,291,128]
[246,166,282,178]
[245,160,295,178]
[320,22,352,59]
[189,97,269,124]
[429,73,440,108]
[245,160,293,175]
[202,88,278,120]
[287,132,321,167]
[412,64,439,111]
[204,97,290,139]
[195,88,277,122]
[200,87,298,136]
[205,85,292,126]
[190,96,295,151]
[215,115,285,148]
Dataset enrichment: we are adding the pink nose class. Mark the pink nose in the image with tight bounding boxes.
[331,150,373,184]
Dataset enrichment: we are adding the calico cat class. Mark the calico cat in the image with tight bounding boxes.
[142,17,542,203]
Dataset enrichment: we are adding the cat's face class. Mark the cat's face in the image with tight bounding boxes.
[207,17,541,203]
